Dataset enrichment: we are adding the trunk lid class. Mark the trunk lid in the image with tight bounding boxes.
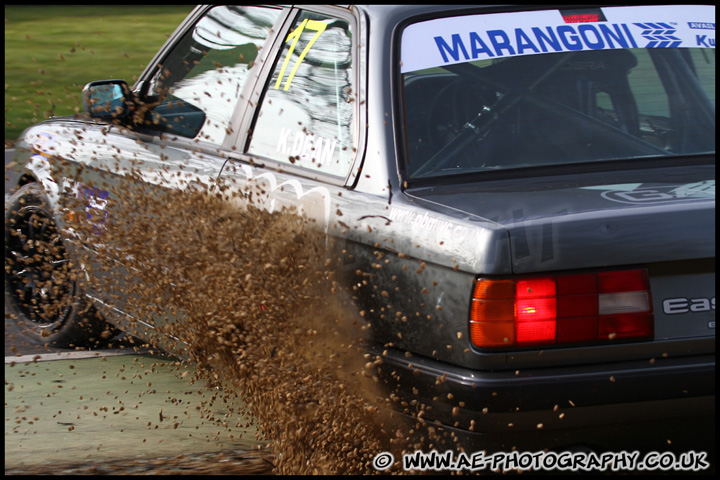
[407,165,715,341]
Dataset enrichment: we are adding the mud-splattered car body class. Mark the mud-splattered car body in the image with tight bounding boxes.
[6,4,715,453]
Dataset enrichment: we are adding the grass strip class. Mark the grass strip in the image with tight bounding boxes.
[5,6,193,142]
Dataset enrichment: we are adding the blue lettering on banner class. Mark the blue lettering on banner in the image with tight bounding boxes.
[433,23,646,63]
[470,32,494,57]
[633,23,681,48]
[688,22,715,30]
[531,27,560,52]
[488,30,516,56]
[696,35,715,47]
[429,17,717,65]
[516,29,539,54]
[436,34,470,62]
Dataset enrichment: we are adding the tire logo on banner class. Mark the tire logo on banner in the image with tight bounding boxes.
[601,183,715,205]
[633,23,682,48]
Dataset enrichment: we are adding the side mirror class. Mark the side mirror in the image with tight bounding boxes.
[82,80,131,120]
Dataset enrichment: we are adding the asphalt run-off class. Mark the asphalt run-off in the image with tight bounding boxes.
[5,350,266,471]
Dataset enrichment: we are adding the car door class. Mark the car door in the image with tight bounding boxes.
[68,6,289,341]
[218,5,366,251]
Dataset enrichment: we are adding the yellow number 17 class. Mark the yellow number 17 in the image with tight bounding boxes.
[274,19,327,91]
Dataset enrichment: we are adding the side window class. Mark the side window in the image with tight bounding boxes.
[247,11,355,179]
[142,6,282,145]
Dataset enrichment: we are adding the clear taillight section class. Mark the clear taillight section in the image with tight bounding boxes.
[470,269,653,348]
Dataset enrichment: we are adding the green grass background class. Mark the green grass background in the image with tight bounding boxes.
[5,6,194,143]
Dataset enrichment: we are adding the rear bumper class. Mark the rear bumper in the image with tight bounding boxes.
[435,397,715,455]
[369,345,715,452]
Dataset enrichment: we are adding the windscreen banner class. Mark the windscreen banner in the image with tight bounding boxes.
[401,5,715,73]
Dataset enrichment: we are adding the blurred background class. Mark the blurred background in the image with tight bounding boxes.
[5,6,193,145]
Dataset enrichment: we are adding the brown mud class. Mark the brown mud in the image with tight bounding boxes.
[41,173,444,475]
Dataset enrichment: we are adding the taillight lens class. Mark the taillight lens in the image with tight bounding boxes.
[469,269,653,348]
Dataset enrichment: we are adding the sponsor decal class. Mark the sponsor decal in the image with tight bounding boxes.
[388,206,481,244]
[695,34,715,48]
[401,5,714,73]
[688,22,715,30]
[231,164,333,232]
[600,181,715,205]
[81,185,109,235]
[633,23,681,48]
[663,296,715,315]
[29,131,57,158]
[60,180,109,236]
[275,127,337,167]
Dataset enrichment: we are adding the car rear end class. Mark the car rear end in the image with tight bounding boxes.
[374,3,715,456]
[373,189,715,454]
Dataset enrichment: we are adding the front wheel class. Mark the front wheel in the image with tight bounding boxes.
[5,183,116,349]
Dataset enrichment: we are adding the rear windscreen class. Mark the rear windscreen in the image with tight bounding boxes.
[400,6,715,179]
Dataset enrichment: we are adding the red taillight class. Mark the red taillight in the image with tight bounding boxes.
[515,278,557,345]
[470,269,653,349]
[560,9,607,24]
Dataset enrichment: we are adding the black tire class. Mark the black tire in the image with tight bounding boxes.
[5,182,117,349]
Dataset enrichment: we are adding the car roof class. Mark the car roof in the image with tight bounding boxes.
[353,4,508,14]
[321,4,509,23]
[353,4,509,21]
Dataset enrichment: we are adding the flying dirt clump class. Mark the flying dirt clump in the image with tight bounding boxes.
[64,175,424,474]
